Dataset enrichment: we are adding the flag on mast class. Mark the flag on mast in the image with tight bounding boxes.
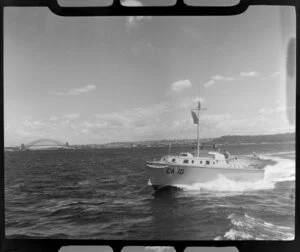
[197,101,201,110]
[191,110,198,124]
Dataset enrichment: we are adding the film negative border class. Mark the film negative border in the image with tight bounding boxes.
[0,0,296,16]
[0,0,299,252]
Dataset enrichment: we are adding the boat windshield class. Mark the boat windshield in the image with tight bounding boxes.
[179,153,194,158]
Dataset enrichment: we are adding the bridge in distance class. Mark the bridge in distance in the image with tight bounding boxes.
[20,138,71,150]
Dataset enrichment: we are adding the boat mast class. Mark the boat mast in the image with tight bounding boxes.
[197,101,200,157]
[191,100,206,157]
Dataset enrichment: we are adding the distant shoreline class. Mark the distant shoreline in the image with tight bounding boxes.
[4,132,295,150]
[4,141,295,152]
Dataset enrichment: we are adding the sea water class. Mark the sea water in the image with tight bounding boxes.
[4,142,295,240]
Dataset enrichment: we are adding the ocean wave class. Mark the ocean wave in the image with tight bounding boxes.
[77,180,92,186]
[8,182,25,189]
[56,180,94,190]
[32,198,107,217]
[215,213,294,240]
[175,154,295,193]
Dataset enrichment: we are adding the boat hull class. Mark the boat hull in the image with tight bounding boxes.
[146,164,264,190]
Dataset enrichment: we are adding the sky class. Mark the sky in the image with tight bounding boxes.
[4,1,296,147]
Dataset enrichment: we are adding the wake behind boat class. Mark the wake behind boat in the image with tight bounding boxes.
[146,101,265,191]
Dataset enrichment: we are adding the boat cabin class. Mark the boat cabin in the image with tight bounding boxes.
[160,151,230,167]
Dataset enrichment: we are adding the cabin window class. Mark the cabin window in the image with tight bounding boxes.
[181,153,187,157]
[192,160,194,164]
[213,162,215,165]
[200,160,202,164]
[206,161,210,165]
[172,158,176,162]
[183,160,189,164]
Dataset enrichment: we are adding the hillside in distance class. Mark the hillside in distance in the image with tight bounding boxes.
[91,132,295,148]
[209,132,295,145]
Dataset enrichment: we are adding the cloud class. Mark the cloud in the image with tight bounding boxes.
[50,84,96,96]
[69,84,96,95]
[170,79,192,92]
[22,120,45,130]
[270,71,281,78]
[212,75,235,81]
[8,119,51,144]
[82,128,89,134]
[62,113,80,119]
[60,120,70,126]
[168,110,294,138]
[49,116,59,121]
[265,124,295,134]
[164,113,235,138]
[240,71,260,77]
[6,102,295,147]
[204,75,236,88]
[260,71,281,80]
[275,98,281,105]
[83,121,95,128]
[95,103,169,128]
[122,0,152,27]
[198,113,234,132]
[203,79,216,88]
[258,105,295,115]
[204,71,261,88]
[84,102,172,141]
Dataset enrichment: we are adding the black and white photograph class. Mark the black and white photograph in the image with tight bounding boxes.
[4,1,296,240]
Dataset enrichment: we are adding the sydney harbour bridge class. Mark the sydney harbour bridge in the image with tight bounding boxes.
[20,138,71,150]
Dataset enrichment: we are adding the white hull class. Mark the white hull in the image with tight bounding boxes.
[146,163,264,190]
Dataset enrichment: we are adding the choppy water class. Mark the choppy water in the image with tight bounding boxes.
[5,143,295,240]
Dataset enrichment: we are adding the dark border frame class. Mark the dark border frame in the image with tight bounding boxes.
[0,0,298,252]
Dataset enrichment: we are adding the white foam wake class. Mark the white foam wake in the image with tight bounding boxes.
[260,151,295,156]
[261,155,295,183]
[215,213,294,240]
[176,154,295,193]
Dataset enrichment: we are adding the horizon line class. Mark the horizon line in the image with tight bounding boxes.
[4,131,295,148]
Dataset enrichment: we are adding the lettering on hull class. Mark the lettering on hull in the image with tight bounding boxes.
[166,167,184,175]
